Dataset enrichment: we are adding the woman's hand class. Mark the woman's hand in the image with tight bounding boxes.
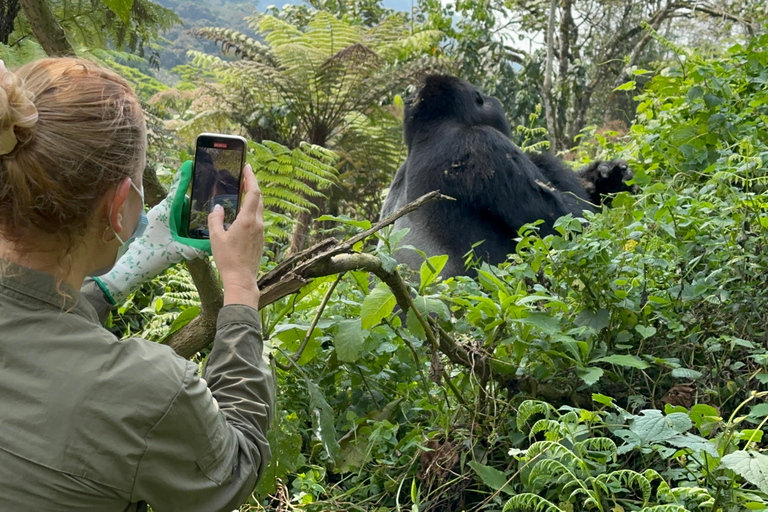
[209,164,264,310]
[95,167,207,304]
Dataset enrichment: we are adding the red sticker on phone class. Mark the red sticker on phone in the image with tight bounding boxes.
[213,142,228,148]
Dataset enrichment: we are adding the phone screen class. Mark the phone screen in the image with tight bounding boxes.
[188,136,245,238]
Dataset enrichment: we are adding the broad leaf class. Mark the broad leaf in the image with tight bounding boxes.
[635,325,657,339]
[595,354,650,370]
[721,451,768,493]
[164,306,200,338]
[630,410,692,443]
[577,367,604,386]
[306,378,340,462]
[468,461,514,495]
[361,284,396,329]
[666,433,719,457]
[335,319,367,363]
[420,254,449,290]
[574,308,610,332]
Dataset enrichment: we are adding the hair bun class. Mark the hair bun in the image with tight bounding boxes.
[0,60,38,156]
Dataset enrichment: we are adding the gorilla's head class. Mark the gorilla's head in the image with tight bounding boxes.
[584,160,640,205]
[404,74,511,149]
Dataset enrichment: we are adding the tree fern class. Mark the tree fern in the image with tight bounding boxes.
[182,10,446,249]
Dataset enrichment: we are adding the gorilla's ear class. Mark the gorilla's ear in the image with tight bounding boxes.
[597,162,612,179]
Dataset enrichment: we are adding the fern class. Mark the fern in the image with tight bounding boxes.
[503,493,564,512]
[248,140,338,240]
[517,399,556,430]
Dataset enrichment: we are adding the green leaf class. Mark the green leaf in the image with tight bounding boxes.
[420,255,449,290]
[630,410,692,443]
[666,433,719,457]
[721,451,768,493]
[102,0,134,23]
[406,296,450,338]
[635,325,657,339]
[577,367,604,386]
[468,461,514,495]
[164,306,200,338]
[306,378,340,462]
[671,368,702,379]
[335,319,366,363]
[515,313,561,334]
[574,308,610,332]
[361,284,396,329]
[592,394,614,406]
[749,404,768,420]
[614,80,636,91]
[595,354,650,370]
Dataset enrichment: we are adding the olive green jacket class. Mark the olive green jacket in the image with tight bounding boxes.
[0,260,274,512]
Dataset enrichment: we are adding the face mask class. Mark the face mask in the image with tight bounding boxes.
[90,180,147,277]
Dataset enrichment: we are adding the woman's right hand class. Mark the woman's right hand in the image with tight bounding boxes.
[208,164,264,310]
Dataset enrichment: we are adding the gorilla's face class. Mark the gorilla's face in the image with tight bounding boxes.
[596,160,640,195]
[404,74,511,148]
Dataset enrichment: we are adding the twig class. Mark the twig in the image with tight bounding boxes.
[291,273,343,362]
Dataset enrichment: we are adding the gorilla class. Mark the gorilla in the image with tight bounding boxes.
[380,74,636,279]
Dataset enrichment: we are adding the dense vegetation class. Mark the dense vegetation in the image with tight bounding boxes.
[3,0,768,509]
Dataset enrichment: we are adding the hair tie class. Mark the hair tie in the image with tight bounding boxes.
[0,60,39,156]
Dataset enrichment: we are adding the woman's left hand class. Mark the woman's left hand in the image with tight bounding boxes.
[96,167,207,304]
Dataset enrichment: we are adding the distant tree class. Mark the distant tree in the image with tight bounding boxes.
[187,10,444,252]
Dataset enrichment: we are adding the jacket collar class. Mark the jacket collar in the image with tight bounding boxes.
[0,259,99,323]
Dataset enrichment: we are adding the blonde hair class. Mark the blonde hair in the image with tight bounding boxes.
[0,58,146,245]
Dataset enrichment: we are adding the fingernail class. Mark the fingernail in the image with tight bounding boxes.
[214,204,222,212]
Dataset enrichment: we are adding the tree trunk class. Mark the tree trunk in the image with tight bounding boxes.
[18,0,75,56]
[288,130,328,254]
[541,0,559,153]
[0,0,21,45]
[289,203,317,254]
[557,0,574,148]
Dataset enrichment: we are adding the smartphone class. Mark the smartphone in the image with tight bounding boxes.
[187,133,247,239]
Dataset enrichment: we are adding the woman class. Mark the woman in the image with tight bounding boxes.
[0,58,273,511]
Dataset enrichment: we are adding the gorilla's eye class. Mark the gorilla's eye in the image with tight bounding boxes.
[475,92,484,105]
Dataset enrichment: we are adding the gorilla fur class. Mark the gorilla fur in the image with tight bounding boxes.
[381,75,636,278]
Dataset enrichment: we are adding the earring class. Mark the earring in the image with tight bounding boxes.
[101,225,117,244]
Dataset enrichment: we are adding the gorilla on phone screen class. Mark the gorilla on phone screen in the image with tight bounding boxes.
[381,74,636,278]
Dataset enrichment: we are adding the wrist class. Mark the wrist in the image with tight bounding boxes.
[223,281,260,310]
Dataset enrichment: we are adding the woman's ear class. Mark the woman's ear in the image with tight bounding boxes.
[106,178,133,237]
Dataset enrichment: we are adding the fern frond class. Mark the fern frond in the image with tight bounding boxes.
[530,419,566,440]
[192,27,279,66]
[595,470,652,507]
[525,441,588,472]
[517,400,556,430]
[573,437,618,461]
[503,493,564,512]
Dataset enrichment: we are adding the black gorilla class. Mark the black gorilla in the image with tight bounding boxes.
[576,159,638,207]
[381,74,636,278]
